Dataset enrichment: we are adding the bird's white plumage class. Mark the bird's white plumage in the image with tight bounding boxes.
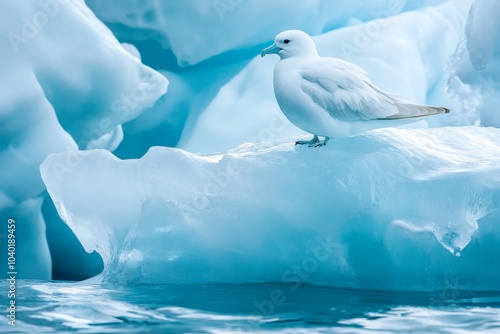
[261,30,449,139]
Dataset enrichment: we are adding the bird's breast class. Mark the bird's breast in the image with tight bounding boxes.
[273,63,306,120]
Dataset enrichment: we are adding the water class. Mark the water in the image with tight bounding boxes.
[2,280,500,333]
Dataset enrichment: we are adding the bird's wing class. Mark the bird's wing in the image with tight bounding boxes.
[299,58,451,121]
[298,58,400,121]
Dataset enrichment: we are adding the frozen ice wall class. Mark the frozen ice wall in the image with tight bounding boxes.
[448,0,500,127]
[0,0,167,279]
[41,127,500,290]
[85,0,449,67]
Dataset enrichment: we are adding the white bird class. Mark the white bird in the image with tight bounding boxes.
[261,30,450,147]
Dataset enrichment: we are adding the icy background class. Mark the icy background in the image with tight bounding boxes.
[1,0,500,291]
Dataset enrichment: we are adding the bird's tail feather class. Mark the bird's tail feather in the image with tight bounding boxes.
[369,84,451,120]
[380,103,450,120]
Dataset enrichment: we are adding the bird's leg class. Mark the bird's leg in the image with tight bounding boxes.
[310,136,330,147]
[295,135,319,146]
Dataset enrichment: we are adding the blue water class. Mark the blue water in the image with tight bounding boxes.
[2,280,500,333]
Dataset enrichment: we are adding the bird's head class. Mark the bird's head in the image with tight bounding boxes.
[261,30,318,59]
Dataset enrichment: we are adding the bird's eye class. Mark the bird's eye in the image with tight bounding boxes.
[284,39,290,44]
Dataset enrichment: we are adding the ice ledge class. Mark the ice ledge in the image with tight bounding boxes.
[40,127,500,290]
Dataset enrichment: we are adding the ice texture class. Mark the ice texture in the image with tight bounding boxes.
[85,0,450,67]
[447,0,500,127]
[41,127,500,290]
[0,0,167,279]
[180,0,471,154]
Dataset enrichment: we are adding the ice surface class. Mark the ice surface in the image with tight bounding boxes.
[0,0,167,279]
[180,0,471,154]
[41,127,500,290]
[85,0,450,67]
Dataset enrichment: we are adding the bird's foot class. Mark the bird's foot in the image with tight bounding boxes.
[295,135,319,146]
[309,136,330,148]
[295,135,329,148]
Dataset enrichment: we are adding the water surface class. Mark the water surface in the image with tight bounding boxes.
[2,280,500,333]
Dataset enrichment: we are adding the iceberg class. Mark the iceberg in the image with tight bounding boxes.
[2,0,497,290]
[0,0,167,279]
[41,127,500,290]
